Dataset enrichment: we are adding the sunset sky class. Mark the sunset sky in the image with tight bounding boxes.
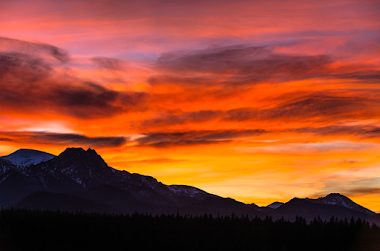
[1,0,380,211]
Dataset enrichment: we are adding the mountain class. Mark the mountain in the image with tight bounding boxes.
[306,193,375,216]
[0,147,262,216]
[271,195,380,224]
[1,149,55,168]
[0,147,378,224]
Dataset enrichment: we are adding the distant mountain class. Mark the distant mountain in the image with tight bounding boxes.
[271,195,379,224]
[307,193,375,216]
[1,149,55,168]
[0,147,378,224]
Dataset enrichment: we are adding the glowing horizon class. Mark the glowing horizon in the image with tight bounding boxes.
[1,0,380,211]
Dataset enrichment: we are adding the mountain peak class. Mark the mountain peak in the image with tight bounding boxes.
[309,193,375,216]
[58,148,100,159]
[324,193,344,197]
[86,148,99,156]
[1,149,55,168]
[317,193,350,203]
[59,147,99,156]
[55,147,108,172]
[59,147,86,155]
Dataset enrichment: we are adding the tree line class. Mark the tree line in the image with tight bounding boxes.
[0,208,379,251]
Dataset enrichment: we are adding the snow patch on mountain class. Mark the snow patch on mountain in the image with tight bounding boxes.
[168,185,206,198]
[267,202,284,209]
[133,173,159,189]
[74,177,85,187]
[0,172,11,184]
[1,149,55,168]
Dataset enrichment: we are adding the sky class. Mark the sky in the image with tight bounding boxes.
[1,0,380,211]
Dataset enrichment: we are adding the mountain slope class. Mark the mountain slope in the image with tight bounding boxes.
[0,170,39,207]
[0,158,15,174]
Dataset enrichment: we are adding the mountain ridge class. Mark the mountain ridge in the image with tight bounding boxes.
[0,147,379,224]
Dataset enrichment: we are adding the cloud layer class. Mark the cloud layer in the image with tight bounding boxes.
[0,42,147,119]
[1,0,380,211]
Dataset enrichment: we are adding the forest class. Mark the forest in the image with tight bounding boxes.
[0,209,379,251]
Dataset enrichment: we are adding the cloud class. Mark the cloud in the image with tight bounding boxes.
[236,141,377,153]
[0,52,52,80]
[112,158,185,167]
[0,36,70,63]
[224,92,379,122]
[315,178,380,197]
[0,131,127,148]
[0,138,13,142]
[135,129,266,147]
[47,82,147,118]
[156,45,332,83]
[344,187,380,196]
[91,57,126,70]
[140,91,380,128]
[0,38,147,119]
[31,132,127,148]
[295,125,380,138]
[141,110,221,127]
[153,44,380,89]
[334,70,380,81]
[338,159,361,164]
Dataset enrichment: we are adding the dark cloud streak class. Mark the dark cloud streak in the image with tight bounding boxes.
[155,44,380,87]
[224,94,378,121]
[141,92,380,128]
[344,187,380,196]
[136,129,266,147]
[141,110,221,127]
[156,45,332,84]
[91,57,126,70]
[0,131,127,148]
[295,125,380,138]
[0,138,13,142]
[31,133,127,148]
[316,178,380,198]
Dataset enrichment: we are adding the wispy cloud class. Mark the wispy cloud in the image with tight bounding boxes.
[91,57,126,70]
[235,141,378,153]
[0,36,69,62]
[0,131,127,148]
[135,129,266,147]
[155,45,332,85]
